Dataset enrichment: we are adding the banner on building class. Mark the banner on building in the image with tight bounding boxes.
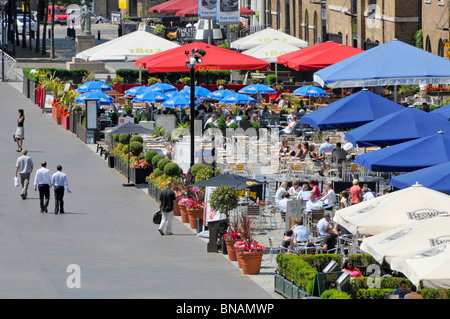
[216,0,239,24]
[199,0,216,18]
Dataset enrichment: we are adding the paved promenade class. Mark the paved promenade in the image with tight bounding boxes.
[0,82,276,299]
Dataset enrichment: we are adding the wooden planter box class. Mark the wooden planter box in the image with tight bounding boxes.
[148,181,162,202]
[274,273,311,299]
[61,114,70,130]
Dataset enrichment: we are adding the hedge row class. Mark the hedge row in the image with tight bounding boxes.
[23,68,89,81]
[115,69,231,81]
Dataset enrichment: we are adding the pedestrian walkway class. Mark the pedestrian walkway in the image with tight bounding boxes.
[0,82,277,299]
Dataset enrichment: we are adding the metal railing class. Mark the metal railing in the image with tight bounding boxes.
[0,49,18,81]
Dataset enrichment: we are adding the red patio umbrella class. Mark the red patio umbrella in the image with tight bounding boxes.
[149,0,196,13]
[135,42,269,73]
[176,6,255,17]
[277,41,364,71]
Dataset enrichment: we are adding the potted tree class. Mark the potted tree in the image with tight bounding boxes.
[209,185,239,260]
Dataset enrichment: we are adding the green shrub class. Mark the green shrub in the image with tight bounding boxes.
[241,115,249,121]
[250,121,260,130]
[145,150,159,164]
[164,162,181,177]
[118,133,130,144]
[122,144,129,154]
[157,158,172,171]
[276,254,317,293]
[209,185,238,216]
[229,122,238,129]
[110,112,119,125]
[113,134,120,142]
[129,141,143,156]
[299,254,342,272]
[266,74,276,85]
[321,290,352,299]
[130,135,143,144]
[354,288,394,300]
[195,166,220,183]
[217,115,227,131]
[190,163,206,177]
[153,168,163,177]
[151,154,165,167]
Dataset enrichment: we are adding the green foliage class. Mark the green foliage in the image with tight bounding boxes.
[195,166,221,183]
[23,67,89,81]
[113,76,124,84]
[321,290,352,299]
[151,154,165,167]
[118,133,130,144]
[157,158,172,171]
[124,105,132,115]
[153,167,163,177]
[148,77,159,84]
[354,288,394,300]
[129,141,143,156]
[251,77,262,84]
[217,115,227,131]
[279,109,289,115]
[209,185,238,215]
[190,163,206,177]
[398,85,419,96]
[110,112,119,125]
[250,121,260,130]
[229,24,239,32]
[241,115,249,121]
[266,74,276,85]
[414,29,423,49]
[164,162,181,177]
[229,122,238,129]
[130,135,143,144]
[153,24,165,36]
[219,44,229,49]
[145,150,159,164]
[113,134,120,142]
[276,254,317,293]
[180,77,190,84]
[299,254,342,272]
[441,97,450,106]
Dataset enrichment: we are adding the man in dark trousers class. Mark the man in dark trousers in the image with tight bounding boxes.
[51,165,71,214]
[33,161,52,213]
[159,181,176,235]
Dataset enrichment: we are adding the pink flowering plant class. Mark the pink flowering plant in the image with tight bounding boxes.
[178,197,189,205]
[234,240,266,253]
[185,198,203,210]
[223,230,243,241]
[232,212,266,253]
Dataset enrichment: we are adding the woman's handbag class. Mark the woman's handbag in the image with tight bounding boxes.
[153,211,162,224]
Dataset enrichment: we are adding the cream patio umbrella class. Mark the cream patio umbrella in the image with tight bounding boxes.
[230,27,308,51]
[391,243,450,289]
[334,183,450,236]
[360,215,450,264]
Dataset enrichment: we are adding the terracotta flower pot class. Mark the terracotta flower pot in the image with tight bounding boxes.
[225,239,238,261]
[179,203,189,223]
[187,207,203,229]
[237,250,264,275]
[173,198,181,216]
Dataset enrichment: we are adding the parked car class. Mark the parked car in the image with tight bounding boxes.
[2,15,37,35]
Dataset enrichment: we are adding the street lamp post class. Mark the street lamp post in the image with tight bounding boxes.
[185,48,206,168]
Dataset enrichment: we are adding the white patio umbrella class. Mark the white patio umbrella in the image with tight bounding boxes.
[76,30,180,61]
[360,215,450,264]
[230,27,308,51]
[334,183,450,236]
[391,243,450,289]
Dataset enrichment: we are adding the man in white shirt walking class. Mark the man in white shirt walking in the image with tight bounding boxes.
[34,161,52,213]
[52,165,71,215]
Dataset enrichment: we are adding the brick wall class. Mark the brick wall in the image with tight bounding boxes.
[422,0,449,57]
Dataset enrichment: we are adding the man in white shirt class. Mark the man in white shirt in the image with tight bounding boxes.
[362,185,375,201]
[319,137,334,154]
[305,191,322,212]
[317,212,332,237]
[52,165,71,214]
[279,116,297,135]
[34,161,52,213]
[278,192,291,213]
[204,114,217,129]
[321,183,336,210]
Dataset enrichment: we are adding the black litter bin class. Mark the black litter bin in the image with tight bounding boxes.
[207,219,228,253]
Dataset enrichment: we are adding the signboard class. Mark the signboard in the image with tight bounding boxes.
[216,0,239,24]
[118,0,127,10]
[118,116,134,125]
[44,94,54,112]
[110,11,121,24]
[285,200,303,232]
[177,27,196,44]
[199,0,217,18]
[86,100,98,130]
[205,186,220,224]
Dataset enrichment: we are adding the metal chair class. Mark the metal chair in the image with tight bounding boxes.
[268,237,290,262]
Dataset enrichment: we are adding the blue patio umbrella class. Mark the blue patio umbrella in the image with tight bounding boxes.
[133,90,168,103]
[314,39,450,89]
[354,132,450,172]
[163,94,198,108]
[238,84,276,94]
[390,162,450,195]
[300,89,404,130]
[293,85,328,97]
[181,86,211,97]
[76,81,113,93]
[124,85,148,96]
[147,83,178,93]
[218,92,257,105]
[431,104,450,121]
[206,89,235,100]
[75,91,113,105]
[345,107,450,147]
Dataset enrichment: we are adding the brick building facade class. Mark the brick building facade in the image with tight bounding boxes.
[422,0,449,57]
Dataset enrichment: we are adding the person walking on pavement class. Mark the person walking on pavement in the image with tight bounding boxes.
[158,181,176,236]
[34,161,52,213]
[51,165,71,214]
[15,109,25,152]
[15,149,34,200]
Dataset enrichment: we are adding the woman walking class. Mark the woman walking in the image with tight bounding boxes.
[15,109,25,152]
